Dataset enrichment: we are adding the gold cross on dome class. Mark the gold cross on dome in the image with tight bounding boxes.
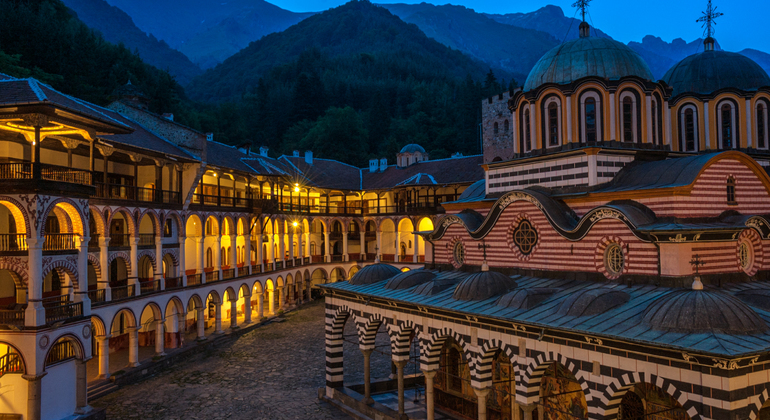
[572,0,591,22]
[696,0,724,39]
[689,254,706,275]
[478,241,490,260]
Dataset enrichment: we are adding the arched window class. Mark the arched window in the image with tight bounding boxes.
[547,100,560,146]
[206,248,213,268]
[681,106,698,152]
[719,102,737,149]
[221,247,226,266]
[503,119,509,133]
[727,176,737,204]
[581,93,602,143]
[651,97,660,145]
[493,122,499,135]
[523,108,532,152]
[757,102,768,149]
[622,96,635,142]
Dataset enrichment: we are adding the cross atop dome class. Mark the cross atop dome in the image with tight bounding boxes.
[572,0,591,23]
[696,0,723,50]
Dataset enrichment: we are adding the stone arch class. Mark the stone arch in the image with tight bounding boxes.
[165,296,185,318]
[109,308,138,333]
[521,351,592,407]
[187,294,204,311]
[0,259,29,287]
[206,289,221,304]
[44,334,85,366]
[139,302,164,328]
[91,314,108,337]
[205,215,220,236]
[421,327,473,372]
[137,250,157,270]
[138,208,161,236]
[329,266,346,282]
[360,313,388,350]
[88,206,107,237]
[107,207,137,237]
[0,196,31,235]
[0,341,26,374]
[222,215,236,236]
[108,252,132,276]
[388,319,422,361]
[40,198,87,237]
[325,305,357,388]
[252,279,264,295]
[601,372,694,420]
[224,286,237,302]
[476,339,519,389]
[41,257,79,289]
[238,283,251,298]
[185,213,203,238]
[164,211,185,237]
[87,253,101,282]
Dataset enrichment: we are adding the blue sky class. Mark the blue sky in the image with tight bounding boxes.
[270,0,768,52]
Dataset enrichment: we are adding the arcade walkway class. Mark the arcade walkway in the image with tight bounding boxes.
[91,301,352,420]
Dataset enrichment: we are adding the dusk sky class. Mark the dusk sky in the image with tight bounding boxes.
[269,0,768,53]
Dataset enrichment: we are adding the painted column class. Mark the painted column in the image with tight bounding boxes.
[342,227,349,262]
[99,236,111,300]
[362,349,374,404]
[214,236,222,280]
[155,237,164,290]
[75,236,91,315]
[25,237,45,327]
[128,326,140,367]
[324,232,330,262]
[609,92,616,141]
[155,319,165,356]
[474,387,491,420]
[566,95,573,144]
[75,360,88,413]
[243,295,252,324]
[256,292,264,319]
[229,297,238,329]
[22,373,45,420]
[196,237,204,282]
[178,236,187,286]
[413,232,419,263]
[129,236,140,296]
[243,234,252,274]
[268,289,275,315]
[214,301,223,334]
[257,230,264,272]
[423,370,437,420]
[395,360,408,419]
[196,307,206,340]
[97,336,110,379]
[229,234,237,277]
[359,231,366,260]
[277,286,284,310]
[376,230,382,260]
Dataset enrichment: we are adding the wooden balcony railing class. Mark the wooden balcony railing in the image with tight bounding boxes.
[165,277,182,289]
[109,234,130,247]
[187,274,201,286]
[88,289,106,304]
[0,234,27,252]
[43,234,78,251]
[0,309,24,327]
[221,268,235,280]
[0,162,92,185]
[45,302,83,324]
[137,234,155,246]
[88,233,100,249]
[111,284,135,301]
[95,183,181,204]
[140,280,160,295]
[251,264,262,274]
[205,271,219,283]
[42,295,70,308]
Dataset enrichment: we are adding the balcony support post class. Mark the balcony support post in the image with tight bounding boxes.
[179,236,187,286]
[229,234,238,277]
[75,236,91,316]
[99,237,111,301]
[324,232,330,263]
[129,236,140,296]
[278,226,285,266]
[196,237,205,284]
[244,234,252,275]
[360,231,366,261]
[214,236,222,280]
[25,237,45,327]
[413,232,419,263]
[155,237,164,290]
[342,226,349,262]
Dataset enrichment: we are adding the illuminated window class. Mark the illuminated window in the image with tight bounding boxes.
[513,220,538,255]
[604,243,624,276]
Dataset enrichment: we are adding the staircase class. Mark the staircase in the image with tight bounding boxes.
[88,379,119,400]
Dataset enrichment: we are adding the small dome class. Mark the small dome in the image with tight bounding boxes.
[736,289,770,311]
[662,50,770,98]
[496,288,558,310]
[385,269,437,290]
[456,179,486,202]
[643,290,767,334]
[453,271,518,301]
[524,36,654,92]
[412,277,459,296]
[556,287,629,317]
[399,144,426,154]
[348,264,401,286]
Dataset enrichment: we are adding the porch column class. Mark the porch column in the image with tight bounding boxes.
[196,307,206,340]
[229,297,238,329]
[75,236,91,315]
[97,335,110,379]
[423,370,437,420]
[395,231,401,262]
[521,404,536,420]
[474,387,491,420]
[25,237,45,327]
[129,236,140,296]
[243,294,252,324]
[229,234,237,277]
[413,232,419,263]
[306,280,312,301]
[178,236,187,286]
[75,360,88,414]
[376,230,382,260]
[288,231,295,263]
[360,231,366,260]
[304,232,310,260]
[394,360,408,420]
[267,233,274,265]
[128,326,140,367]
[277,286,284,310]
[342,227,349,262]
[214,301,223,334]
[99,237,111,300]
[268,289,275,315]
[243,234,252,274]
[155,319,165,356]
[324,232,330,262]
[278,228,286,265]
[256,230,264,272]
[196,237,204,282]
[155,237,164,290]
[22,373,46,420]
[297,230,304,260]
[362,349,374,404]
[214,236,222,279]
[256,292,264,319]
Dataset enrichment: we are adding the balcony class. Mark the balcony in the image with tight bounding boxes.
[94,183,181,205]
[187,273,201,286]
[42,234,78,252]
[0,234,26,252]
[221,268,235,280]
[0,162,92,186]
[139,280,160,295]
[205,271,219,283]
[88,289,106,305]
[111,284,135,301]
[165,277,182,290]
[110,234,130,248]
[137,234,155,247]
[192,193,251,209]
[0,309,24,327]
[45,302,83,324]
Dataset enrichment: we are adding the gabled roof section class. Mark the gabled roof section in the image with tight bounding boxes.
[98,109,196,160]
[241,155,292,176]
[0,77,131,132]
[279,155,362,191]
[363,154,484,190]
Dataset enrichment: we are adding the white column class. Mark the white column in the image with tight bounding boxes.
[413,232,419,263]
[178,236,187,286]
[304,232,310,260]
[747,98,753,148]
[244,234,252,274]
[278,229,286,265]
[128,326,139,367]
[474,387,491,420]
[256,292,264,319]
[26,237,45,326]
[423,370,437,420]
[154,319,165,356]
[362,349,374,404]
[609,92,616,141]
[342,228,349,262]
[268,290,275,315]
[278,286,284,310]
[645,95,653,144]
[566,95,573,144]
[97,336,110,379]
[214,236,222,279]
[298,231,304,260]
[324,232,330,262]
[360,231,366,260]
[99,237,111,300]
[214,301,223,334]
[229,298,238,329]
[196,307,206,340]
[376,230,382,259]
[196,237,204,281]
[395,231,401,262]
[243,295,252,324]
[155,237,164,290]
[288,231,295,263]
[75,236,91,315]
[130,236,140,296]
[257,230,264,272]
[267,233,274,265]
[229,234,237,277]
[395,360,407,418]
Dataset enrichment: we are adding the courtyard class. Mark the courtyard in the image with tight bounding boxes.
[90,301,364,420]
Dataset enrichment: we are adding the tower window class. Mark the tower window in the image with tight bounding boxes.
[503,119,509,133]
[523,109,532,152]
[548,103,559,146]
[651,98,659,145]
[727,176,737,204]
[684,108,696,151]
[585,98,597,142]
[493,122,499,135]
[757,103,767,149]
[623,96,634,142]
[721,103,734,149]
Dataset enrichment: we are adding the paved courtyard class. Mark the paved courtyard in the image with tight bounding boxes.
[92,301,356,420]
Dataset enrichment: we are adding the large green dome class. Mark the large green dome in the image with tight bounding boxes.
[662,50,770,98]
[523,36,654,92]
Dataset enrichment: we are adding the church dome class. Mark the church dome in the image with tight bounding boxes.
[452,271,518,301]
[523,35,654,92]
[556,287,630,317]
[643,289,767,334]
[399,144,426,154]
[662,50,770,98]
[496,288,558,310]
[384,269,437,290]
[348,264,401,286]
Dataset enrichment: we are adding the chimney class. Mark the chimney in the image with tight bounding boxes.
[379,158,387,172]
[206,133,213,142]
[369,159,378,173]
[305,150,313,165]
[162,113,174,122]
[293,150,300,157]
[451,152,463,158]
[259,146,269,157]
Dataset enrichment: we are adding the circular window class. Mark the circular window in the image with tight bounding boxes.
[453,241,465,267]
[513,220,538,255]
[604,243,625,276]
[739,241,753,272]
